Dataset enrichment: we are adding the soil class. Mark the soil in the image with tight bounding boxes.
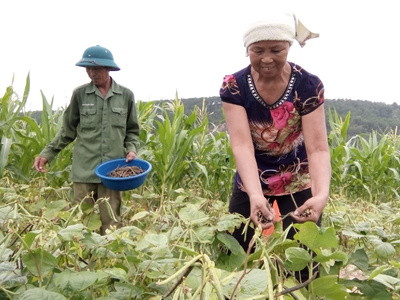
[108,166,144,178]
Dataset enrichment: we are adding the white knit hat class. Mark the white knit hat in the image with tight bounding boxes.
[243,12,319,50]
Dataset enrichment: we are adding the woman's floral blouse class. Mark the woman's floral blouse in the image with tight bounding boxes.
[220,62,325,196]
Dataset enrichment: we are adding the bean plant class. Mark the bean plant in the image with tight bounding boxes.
[0,81,399,299]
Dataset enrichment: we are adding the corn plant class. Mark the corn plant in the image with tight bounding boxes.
[343,130,400,201]
[0,75,30,177]
[142,96,209,201]
[184,101,235,202]
[6,91,71,186]
[328,109,400,202]
[2,78,400,298]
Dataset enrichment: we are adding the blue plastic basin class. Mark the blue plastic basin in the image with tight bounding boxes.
[95,158,152,191]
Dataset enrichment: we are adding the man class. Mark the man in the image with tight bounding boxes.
[34,45,140,234]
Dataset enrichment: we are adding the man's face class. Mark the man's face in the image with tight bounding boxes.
[86,67,110,87]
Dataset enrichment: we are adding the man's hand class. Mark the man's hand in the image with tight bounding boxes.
[126,151,137,162]
[33,156,48,173]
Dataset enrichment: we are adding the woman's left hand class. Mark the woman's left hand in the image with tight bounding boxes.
[126,151,137,162]
[290,196,327,223]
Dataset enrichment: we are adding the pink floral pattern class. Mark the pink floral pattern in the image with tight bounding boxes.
[270,102,295,129]
[220,75,240,96]
[267,172,292,194]
[220,62,323,196]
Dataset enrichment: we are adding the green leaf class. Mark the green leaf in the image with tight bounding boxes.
[310,275,348,299]
[293,222,338,250]
[369,265,390,279]
[22,249,58,277]
[174,245,200,256]
[23,232,40,249]
[351,279,393,299]
[216,232,245,256]
[19,288,66,300]
[375,242,396,259]
[83,213,102,231]
[284,247,311,271]
[348,248,369,270]
[54,270,99,292]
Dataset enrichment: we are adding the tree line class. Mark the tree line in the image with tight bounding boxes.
[179,97,400,137]
[29,97,400,138]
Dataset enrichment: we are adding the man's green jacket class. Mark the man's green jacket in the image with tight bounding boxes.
[40,79,140,183]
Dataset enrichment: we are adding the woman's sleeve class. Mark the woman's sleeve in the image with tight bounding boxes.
[296,74,325,116]
[219,74,244,106]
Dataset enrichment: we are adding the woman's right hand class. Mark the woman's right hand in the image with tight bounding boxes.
[33,156,48,173]
[249,196,275,230]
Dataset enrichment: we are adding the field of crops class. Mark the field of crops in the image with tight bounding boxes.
[1,76,400,299]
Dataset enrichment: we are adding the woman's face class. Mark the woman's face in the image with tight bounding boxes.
[247,40,290,77]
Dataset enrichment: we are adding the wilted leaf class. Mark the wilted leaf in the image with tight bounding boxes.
[355,222,372,233]
[341,230,365,238]
[0,205,20,224]
[194,226,215,243]
[372,274,400,290]
[0,245,13,261]
[57,224,85,241]
[0,262,27,288]
[44,200,69,219]
[314,250,348,264]
[216,214,243,233]
[130,211,149,222]
[135,233,168,251]
[102,267,128,281]
[178,204,209,226]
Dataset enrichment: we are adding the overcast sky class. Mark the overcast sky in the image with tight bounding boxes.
[1,0,399,110]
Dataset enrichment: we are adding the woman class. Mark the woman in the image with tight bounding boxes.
[220,12,331,252]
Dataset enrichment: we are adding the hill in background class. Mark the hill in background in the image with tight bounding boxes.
[29,97,400,138]
[177,97,400,137]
